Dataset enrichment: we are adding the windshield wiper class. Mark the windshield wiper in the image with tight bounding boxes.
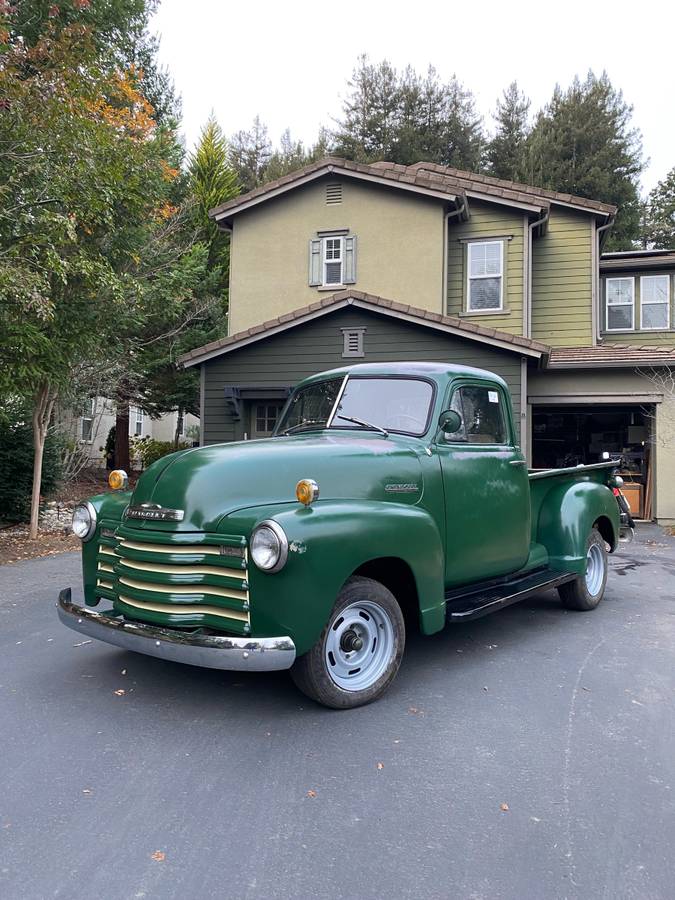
[335,414,389,438]
[280,418,327,435]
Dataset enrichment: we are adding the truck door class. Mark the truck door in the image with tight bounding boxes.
[436,380,531,588]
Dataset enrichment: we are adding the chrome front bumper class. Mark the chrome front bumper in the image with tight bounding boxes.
[56,589,296,672]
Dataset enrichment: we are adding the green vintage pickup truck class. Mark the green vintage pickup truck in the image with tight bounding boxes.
[59,362,622,708]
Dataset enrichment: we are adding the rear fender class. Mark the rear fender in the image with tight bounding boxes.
[536,481,619,575]
[227,500,446,656]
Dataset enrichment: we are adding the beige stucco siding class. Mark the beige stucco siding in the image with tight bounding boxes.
[531,208,594,347]
[446,200,525,334]
[528,368,675,523]
[228,178,446,334]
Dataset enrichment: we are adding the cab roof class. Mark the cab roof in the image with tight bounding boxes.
[299,361,509,389]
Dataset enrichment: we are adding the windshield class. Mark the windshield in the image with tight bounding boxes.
[276,376,434,436]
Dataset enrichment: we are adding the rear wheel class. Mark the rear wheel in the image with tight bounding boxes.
[558,528,608,611]
[290,576,405,709]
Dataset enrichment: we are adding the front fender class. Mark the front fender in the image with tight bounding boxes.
[82,491,132,605]
[225,500,445,656]
[536,481,619,575]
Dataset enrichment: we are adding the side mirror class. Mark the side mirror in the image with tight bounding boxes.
[438,409,462,435]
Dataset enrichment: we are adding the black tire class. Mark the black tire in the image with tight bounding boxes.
[290,576,405,709]
[558,528,608,611]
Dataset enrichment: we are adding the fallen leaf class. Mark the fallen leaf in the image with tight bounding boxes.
[376,762,384,770]
[113,689,125,696]
[306,789,317,798]
[407,706,424,715]
[483,686,489,692]
[121,669,127,675]
[151,851,165,862]
[82,789,92,795]
[500,803,509,812]
[73,640,92,647]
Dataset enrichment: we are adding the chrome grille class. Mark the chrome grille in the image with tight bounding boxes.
[95,527,250,633]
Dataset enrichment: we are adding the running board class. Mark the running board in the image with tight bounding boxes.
[445,569,577,623]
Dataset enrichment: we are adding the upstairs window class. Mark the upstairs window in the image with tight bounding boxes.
[323,236,343,285]
[467,241,504,311]
[606,277,634,331]
[640,275,670,330]
[309,233,357,288]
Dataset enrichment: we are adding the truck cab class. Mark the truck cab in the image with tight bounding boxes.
[59,363,621,708]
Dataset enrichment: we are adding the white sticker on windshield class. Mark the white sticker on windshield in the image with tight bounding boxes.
[488,390,499,403]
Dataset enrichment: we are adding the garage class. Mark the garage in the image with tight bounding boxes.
[531,404,654,519]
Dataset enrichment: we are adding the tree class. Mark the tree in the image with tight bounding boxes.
[333,57,484,170]
[643,167,675,249]
[229,115,273,192]
[0,4,185,537]
[485,82,530,181]
[525,72,644,249]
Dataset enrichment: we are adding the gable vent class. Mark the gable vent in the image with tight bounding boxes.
[326,183,343,205]
[341,327,365,358]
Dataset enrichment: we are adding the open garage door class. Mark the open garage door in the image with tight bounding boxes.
[532,405,654,519]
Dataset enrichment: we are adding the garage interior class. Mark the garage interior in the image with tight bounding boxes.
[531,405,654,519]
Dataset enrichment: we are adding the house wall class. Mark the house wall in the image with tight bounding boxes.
[446,200,525,334]
[202,307,525,445]
[528,367,675,523]
[531,208,595,347]
[228,178,446,334]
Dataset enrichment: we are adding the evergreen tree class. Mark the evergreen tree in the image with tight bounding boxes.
[229,115,273,192]
[643,167,675,248]
[333,55,401,162]
[525,72,644,249]
[485,82,530,181]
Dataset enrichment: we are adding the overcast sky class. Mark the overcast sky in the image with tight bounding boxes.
[151,0,674,194]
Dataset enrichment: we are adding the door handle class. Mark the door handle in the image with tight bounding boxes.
[509,459,527,466]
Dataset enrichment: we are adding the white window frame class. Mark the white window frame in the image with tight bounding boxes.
[322,236,343,287]
[640,275,670,331]
[605,277,635,332]
[467,240,504,312]
[79,398,95,443]
[133,407,144,437]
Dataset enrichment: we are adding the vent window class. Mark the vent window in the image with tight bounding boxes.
[326,183,342,205]
[341,327,366,358]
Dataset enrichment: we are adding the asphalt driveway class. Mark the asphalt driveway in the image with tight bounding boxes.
[1,527,674,900]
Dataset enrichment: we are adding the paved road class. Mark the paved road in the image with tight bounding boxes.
[1,528,674,900]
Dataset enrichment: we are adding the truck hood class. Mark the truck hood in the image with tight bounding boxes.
[126,433,426,532]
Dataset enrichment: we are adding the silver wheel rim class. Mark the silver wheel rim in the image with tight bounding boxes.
[325,600,395,692]
[585,543,605,596]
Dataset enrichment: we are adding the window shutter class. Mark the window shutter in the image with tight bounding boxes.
[308,238,322,286]
[343,235,357,284]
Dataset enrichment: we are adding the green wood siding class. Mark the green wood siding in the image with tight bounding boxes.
[531,208,594,347]
[447,201,525,335]
[202,308,524,444]
[600,272,675,346]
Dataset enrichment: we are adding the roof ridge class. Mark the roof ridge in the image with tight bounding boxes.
[178,290,549,367]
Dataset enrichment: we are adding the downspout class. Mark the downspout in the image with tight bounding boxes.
[442,196,467,314]
[595,216,616,344]
[526,208,549,339]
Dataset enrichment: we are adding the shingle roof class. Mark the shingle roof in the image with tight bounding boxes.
[549,344,675,368]
[209,156,617,222]
[600,249,675,271]
[178,289,550,368]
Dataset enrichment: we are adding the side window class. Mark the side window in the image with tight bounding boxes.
[449,385,508,445]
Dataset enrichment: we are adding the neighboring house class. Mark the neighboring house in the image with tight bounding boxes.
[63,399,199,468]
[178,158,675,524]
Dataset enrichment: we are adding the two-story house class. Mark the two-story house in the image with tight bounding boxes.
[178,158,675,524]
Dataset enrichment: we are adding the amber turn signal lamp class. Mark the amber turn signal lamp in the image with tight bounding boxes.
[108,469,129,491]
[296,478,319,507]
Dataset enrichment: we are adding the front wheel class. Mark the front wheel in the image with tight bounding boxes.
[558,528,608,611]
[290,576,405,709]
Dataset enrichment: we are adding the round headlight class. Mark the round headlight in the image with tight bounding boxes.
[250,520,288,573]
[71,502,97,542]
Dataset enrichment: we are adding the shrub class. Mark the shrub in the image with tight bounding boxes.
[0,418,63,523]
[132,437,190,469]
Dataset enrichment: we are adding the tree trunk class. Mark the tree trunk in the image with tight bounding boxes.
[173,408,183,450]
[115,404,130,471]
[29,382,56,540]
